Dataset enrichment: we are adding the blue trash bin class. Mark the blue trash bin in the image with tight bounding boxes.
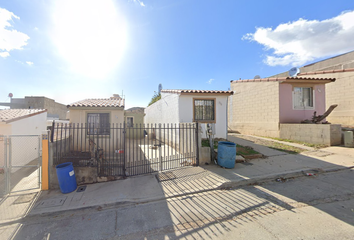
[217,141,236,169]
[56,162,77,194]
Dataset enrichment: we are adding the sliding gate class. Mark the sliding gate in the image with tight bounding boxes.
[52,123,199,177]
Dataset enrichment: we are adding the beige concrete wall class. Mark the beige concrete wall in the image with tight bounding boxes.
[280,124,341,146]
[25,97,67,119]
[299,72,354,126]
[124,110,144,139]
[68,108,125,154]
[229,82,280,138]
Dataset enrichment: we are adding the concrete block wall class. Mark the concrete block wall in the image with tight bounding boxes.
[279,124,341,146]
[298,72,354,127]
[229,81,280,138]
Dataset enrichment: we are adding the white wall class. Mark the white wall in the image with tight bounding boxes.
[10,112,47,135]
[144,92,180,124]
[179,94,229,139]
[2,112,46,169]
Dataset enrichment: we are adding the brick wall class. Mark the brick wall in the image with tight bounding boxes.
[229,81,280,137]
[280,124,341,146]
[301,72,354,126]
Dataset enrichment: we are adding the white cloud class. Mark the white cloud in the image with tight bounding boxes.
[26,61,33,66]
[207,78,214,84]
[131,0,145,7]
[0,8,29,58]
[243,10,354,66]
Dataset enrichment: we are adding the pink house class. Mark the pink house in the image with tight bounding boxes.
[228,76,341,145]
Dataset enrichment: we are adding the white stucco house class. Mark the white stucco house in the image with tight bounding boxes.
[0,109,47,168]
[0,109,47,135]
[144,89,234,139]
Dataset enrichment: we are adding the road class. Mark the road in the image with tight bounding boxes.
[2,169,354,240]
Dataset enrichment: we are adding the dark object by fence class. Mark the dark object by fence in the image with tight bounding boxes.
[52,123,199,177]
[56,162,77,194]
[217,141,236,169]
[301,104,338,124]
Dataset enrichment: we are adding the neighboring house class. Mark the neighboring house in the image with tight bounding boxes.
[0,109,47,135]
[65,94,125,155]
[144,89,234,139]
[124,107,145,139]
[229,77,335,138]
[0,96,67,120]
[0,109,47,168]
[271,51,354,127]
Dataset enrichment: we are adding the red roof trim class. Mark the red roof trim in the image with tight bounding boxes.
[298,68,354,76]
[231,76,336,83]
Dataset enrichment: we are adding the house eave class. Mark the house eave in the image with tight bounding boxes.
[68,106,124,111]
[280,79,335,84]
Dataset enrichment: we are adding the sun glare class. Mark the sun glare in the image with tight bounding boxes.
[52,0,127,78]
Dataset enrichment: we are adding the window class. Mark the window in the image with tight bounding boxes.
[293,87,314,109]
[194,99,215,122]
[126,117,134,127]
[87,113,110,135]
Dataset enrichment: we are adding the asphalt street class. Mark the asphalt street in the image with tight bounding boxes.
[3,168,354,240]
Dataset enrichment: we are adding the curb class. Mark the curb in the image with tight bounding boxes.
[16,165,354,224]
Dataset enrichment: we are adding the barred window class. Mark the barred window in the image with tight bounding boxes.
[87,113,110,135]
[194,99,215,122]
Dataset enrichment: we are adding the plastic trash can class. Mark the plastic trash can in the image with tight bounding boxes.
[217,141,236,169]
[56,162,77,194]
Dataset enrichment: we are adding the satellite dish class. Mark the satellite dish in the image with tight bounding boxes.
[158,84,162,94]
[8,93,13,98]
[254,75,261,79]
[288,67,300,77]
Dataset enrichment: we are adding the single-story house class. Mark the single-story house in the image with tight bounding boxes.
[229,77,341,145]
[124,107,145,139]
[64,94,125,159]
[67,94,125,128]
[144,89,234,139]
[271,51,354,127]
[0,109,47,168]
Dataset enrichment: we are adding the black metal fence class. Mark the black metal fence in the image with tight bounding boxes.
[52,123,199,177]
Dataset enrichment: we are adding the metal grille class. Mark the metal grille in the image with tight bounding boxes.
[52,123,199,177]
[0,135,41,197]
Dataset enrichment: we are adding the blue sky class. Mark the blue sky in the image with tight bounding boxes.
[1,0,354,109]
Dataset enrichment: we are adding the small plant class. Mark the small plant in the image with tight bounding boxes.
[148,92,161,107]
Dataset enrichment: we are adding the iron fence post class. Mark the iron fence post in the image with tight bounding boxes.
[159,123,162,172]
[195,122,199,166]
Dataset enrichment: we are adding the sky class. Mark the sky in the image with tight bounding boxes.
[1,0,354,109]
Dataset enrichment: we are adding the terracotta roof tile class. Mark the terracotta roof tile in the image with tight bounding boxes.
[68,96,124,108]
[0,109,47,123]
[231,76,336,83]
[298,68,354,76]
[161,89,233,94]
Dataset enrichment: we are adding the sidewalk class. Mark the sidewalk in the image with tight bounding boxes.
[4,134,354,221]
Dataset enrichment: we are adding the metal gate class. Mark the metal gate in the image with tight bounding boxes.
[0,135,41,197]
[52,123,199,177]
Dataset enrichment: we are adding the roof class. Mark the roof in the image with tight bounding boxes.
[68,95,124,108]
[298,68,354,76]
[231,76,336,84]
[0,109,47,123]
[161,89,233,95]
